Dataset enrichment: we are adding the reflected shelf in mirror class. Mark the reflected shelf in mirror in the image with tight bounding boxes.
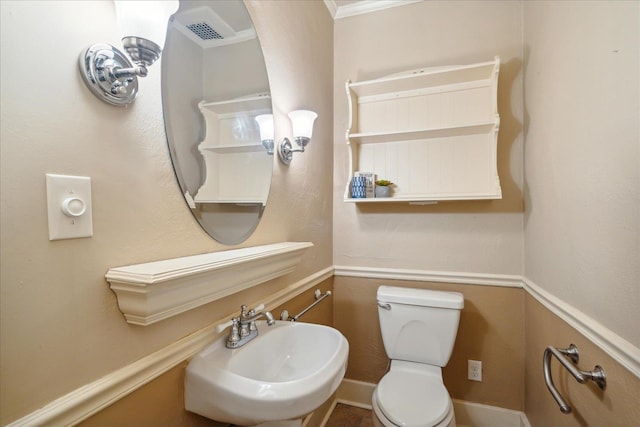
[162,0,273,245]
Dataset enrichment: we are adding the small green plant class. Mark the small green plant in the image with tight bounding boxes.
[375,179,393,186]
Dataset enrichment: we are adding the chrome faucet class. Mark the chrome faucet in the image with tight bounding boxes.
[217,304,275,349]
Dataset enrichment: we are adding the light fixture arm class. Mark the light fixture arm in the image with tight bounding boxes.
[112,63,148,79]
[278,136,313,164]
[78,1,177,106]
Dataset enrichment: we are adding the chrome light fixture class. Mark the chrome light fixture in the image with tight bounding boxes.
[256,110,317,165]
[79,0,178,106]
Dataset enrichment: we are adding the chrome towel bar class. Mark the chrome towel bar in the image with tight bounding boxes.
[543,344,606,414]
[280,289,332,322]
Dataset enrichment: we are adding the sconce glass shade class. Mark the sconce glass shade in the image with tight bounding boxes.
[288,110,318,143]
[255,114,275,154]
[277,110,318,165]
[255,114,274,141]
[114,1,179,52]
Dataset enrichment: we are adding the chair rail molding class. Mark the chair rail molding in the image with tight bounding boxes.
[5,265,333,427]
[106,242,313,325]
[334,265,523,288]
[336,265,639,378]
[523,277,640,378]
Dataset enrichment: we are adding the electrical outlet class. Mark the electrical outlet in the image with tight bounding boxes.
[468,360,482,382]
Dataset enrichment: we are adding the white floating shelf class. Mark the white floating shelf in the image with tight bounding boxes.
[344,192,501,204]
[344,57,501,202]
[199,143,265,153]
[193,198,265,205]
[349,61,496,97]
[105,242,313,326]
[348,122,495,145]
[199,93,271,116]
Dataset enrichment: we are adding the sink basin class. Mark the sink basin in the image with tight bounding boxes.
[185,320,349,426]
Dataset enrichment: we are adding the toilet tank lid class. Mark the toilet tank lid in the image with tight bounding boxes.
[377,286,464,309]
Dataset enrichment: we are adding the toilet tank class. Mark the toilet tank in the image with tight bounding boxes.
[377,286,464,366]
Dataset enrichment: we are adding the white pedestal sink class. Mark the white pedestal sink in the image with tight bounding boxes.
[185,320,349,426]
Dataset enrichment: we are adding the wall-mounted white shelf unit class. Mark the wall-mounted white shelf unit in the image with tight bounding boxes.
[105,242,313,325]
[344,57,501,203]
[195,93,272,205]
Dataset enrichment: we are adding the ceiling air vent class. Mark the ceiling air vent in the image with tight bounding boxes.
[171,6,256,48]
[187,22,224,41]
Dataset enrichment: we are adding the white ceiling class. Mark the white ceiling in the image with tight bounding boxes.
[323,0,423,20]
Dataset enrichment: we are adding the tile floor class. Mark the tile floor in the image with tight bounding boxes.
[325,403,374,427]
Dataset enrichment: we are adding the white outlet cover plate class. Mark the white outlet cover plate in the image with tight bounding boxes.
[468,359,482,381]
[46,174,93,240]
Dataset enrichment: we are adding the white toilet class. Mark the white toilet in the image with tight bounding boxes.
[373,286,464,427]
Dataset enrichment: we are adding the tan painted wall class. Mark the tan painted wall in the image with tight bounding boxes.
[524,294,640,426]
[333,0,524,275]
[522,1,640,424]
[79,282,334,426]
[2,0,639,425]
[0,0,333,424]
[334,277,524,411]
[523,0,639,348]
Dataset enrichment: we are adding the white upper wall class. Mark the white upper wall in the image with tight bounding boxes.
[523,0,640,347]
[333,0,524,275]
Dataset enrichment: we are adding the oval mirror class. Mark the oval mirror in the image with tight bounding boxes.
[162,0,273,244]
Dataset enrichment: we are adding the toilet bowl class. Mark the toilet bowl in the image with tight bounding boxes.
[371,361,455,427]
[373,286,464,427]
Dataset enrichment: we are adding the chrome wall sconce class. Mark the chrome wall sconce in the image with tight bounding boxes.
[79,1,178,106]
[255,110,318,165]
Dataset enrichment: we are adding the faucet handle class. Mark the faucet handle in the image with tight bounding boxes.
[240,303,265,319]
[216,317,240,334]
[216,319,233,333]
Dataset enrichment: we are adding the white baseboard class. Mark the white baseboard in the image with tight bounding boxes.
[336,379,530,427]
[335,378,374,410]
[452,399,531,427]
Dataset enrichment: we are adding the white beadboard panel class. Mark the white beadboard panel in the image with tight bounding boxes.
[105,242,313,325]
[357,132,497,197]
[357,84,493,134]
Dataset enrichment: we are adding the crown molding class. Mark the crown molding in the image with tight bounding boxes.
[324,0,423,20]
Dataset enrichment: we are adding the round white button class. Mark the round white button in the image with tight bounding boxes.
[61,197,86,217]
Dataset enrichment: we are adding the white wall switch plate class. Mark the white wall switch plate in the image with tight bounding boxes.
[46,174,93,241]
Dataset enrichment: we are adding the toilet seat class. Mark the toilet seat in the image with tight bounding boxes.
[374,369,452,427]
